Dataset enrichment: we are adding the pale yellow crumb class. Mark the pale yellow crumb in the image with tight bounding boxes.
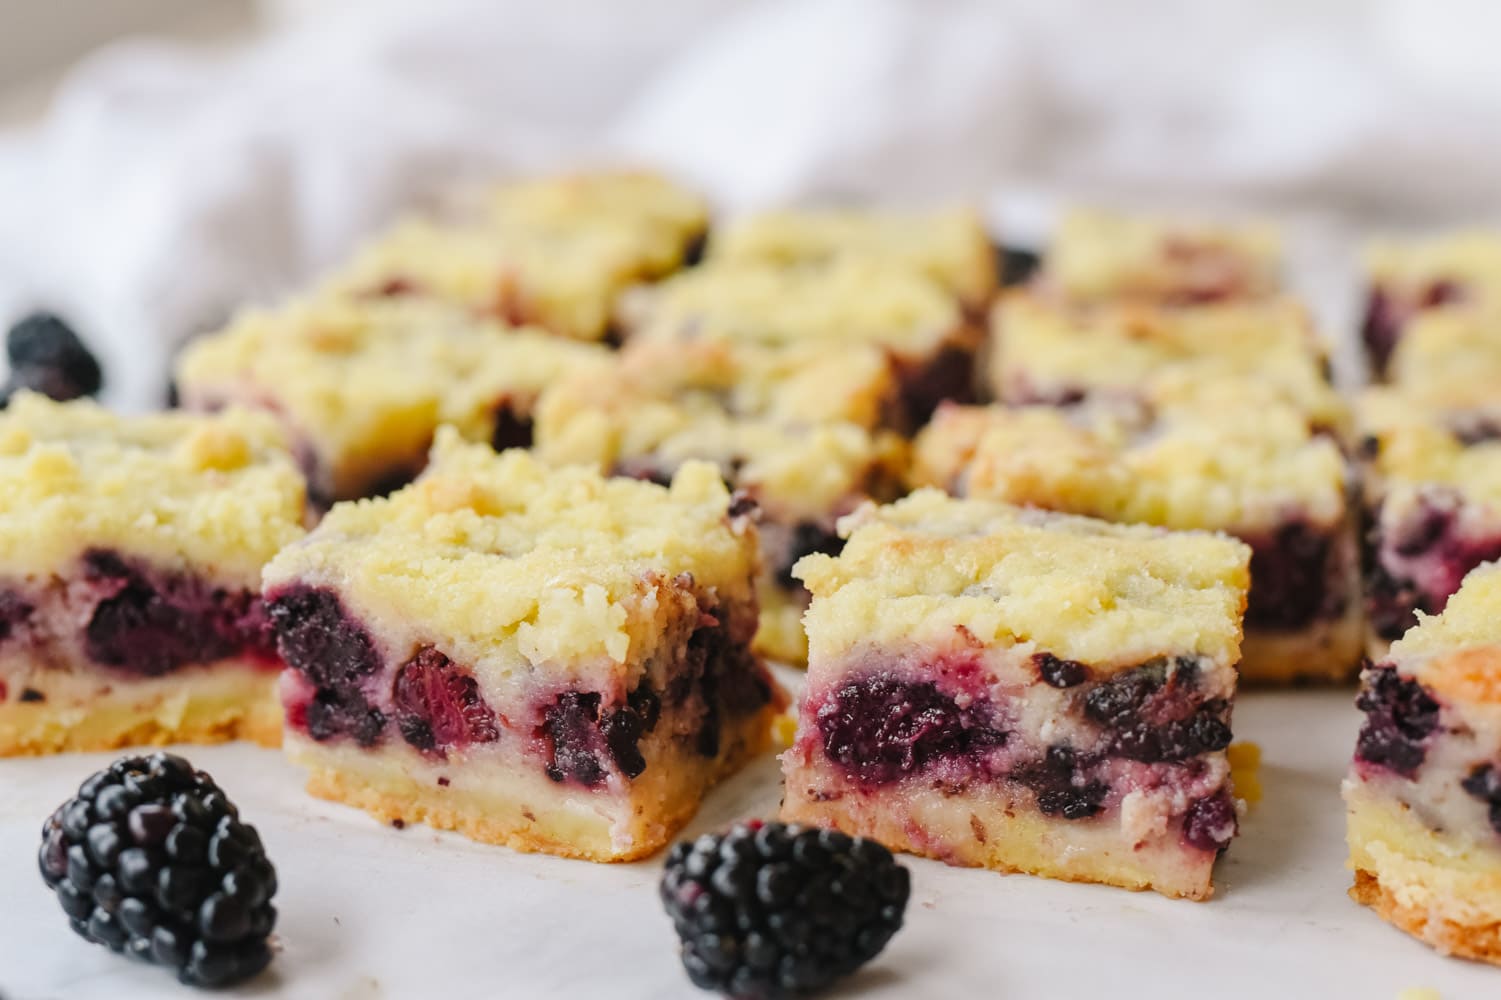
[772,713,798,750]
[1228,741,1262,808]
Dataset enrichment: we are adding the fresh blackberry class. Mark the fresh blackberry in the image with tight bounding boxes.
[5,311,103,403]
[37,752,277,988]
[660,820,910,999]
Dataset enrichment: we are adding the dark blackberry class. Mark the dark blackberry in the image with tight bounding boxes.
[1033,652,1088,688]
[775,522,844,589]
[660,821,909,999]
[5,311,103,402]
[1461,763,1501,838]
[1354,665,1441,777]
[38,752,277,988]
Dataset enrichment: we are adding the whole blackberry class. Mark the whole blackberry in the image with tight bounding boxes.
[660,820,910,999]
[37,752,277,988]
[5,311,103,403]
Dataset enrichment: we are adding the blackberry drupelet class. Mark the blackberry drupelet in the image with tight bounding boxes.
[660,820,910,999]
[37,752,278,988]
[5,311,103,403]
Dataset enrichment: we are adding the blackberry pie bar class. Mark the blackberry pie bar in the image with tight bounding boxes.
[0,393,305,755]
[709,206,998,315]
[1360,230,1501,377]
[782,490,1251,900]
[988,294,1345,435]
[535,337,907,663]
[912,393,1361,683]
[1356,383,1501,651]
[616,259,981,425]
[1038,208,1281,305]
[326,171,708,342]
[176,296,609,506]
[264,431,783,860]
[1345,561,1501,964]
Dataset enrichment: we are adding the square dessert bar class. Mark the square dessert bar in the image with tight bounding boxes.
[912,395,1361,683]
[1039,208,1281,305]
[989,294,1345,434]
[534,337,908,663]
[1356,384,1501,650]
[616,259,981,425]
[0,393,306,755]
[326,171,709,342]
[708,206,998,315]
[1360,230,1501,377]
[263,431,784,861]
[782,491,1251,900]
[1384,305,1501,393]
[1345,561,1501,964]
[176,296,609,506]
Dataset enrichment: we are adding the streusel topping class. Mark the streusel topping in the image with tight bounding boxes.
[1364,231,1501,290]
[0,392,304,583]
[264,431,757,668]
[794,489,1250,668]
[1389,562,1501,708]
[710,206,996,307]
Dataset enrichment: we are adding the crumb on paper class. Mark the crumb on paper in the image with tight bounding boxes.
[773,713,798,749]
[1396,988,1440,1000]
[1228,741,1262,808]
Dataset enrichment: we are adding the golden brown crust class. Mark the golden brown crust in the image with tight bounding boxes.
[0,700,281,756]
[1351,868,1501,966]
[302,702,778,862]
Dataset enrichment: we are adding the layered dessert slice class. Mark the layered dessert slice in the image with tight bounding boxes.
[326,170,709,342]
[912,393,1361,683]
[988,294,1345,435]
[0,393,306,755]
[1345,561,1501,963]
[708,205,997,316]
[1356,383,1501,652]
[1384,305,1501,394]
[615,258,981,425]
[1037,208,1281,305]
[534,337,908,663]
[1360,230,1501,378]
[263,431,784,860]
[782,491,1251,899]
[176,296,609,506]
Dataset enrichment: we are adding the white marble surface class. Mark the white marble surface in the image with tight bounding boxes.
[1,682,1496,1000]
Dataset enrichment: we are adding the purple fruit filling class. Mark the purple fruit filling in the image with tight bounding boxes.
[1364,496,1501,641]
[268,586,386,746]
[1243,521,1343,631]
[1461,764,1501,838]
[392,647,499,754]
[897,345,976,428]
[539,683,662,788]
[1360,281,1462,377]
[775,521,845,590]
[490,405,534,452]
[1181,790,1238,852]
[814,656,1231,825]
[0,589,33,642]
[80,550,276,678]
[815,674,1006,786]
[1354,665,1441,777]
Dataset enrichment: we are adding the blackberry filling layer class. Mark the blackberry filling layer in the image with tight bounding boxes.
[81,550,275,678]
[1360,281,1462,376]
[896,344,976,427]
[1461,764,1501,838]
[1364,495,1501,640]
[1243,522,1341,630]
[775,521,845,590]
[1354,665,1441,777]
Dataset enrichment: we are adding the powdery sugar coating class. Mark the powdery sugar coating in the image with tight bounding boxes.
[1044,208,1281,304]
[709,206,997,311]
[0,393,304,586]
[793,490,1250,671]
[263,431,758,676]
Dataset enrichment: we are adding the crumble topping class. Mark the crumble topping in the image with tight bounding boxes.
[1387,307,1501,391]
[1046,208,1281,303]
[1365,230,1501,291]
[263,430,757,670]
[1359,388,1501,504]
[617,259,966,360]
[0,393,304,584]
[1390,563,1501,708]
[710,206,996,308]
[793,489,1250,668]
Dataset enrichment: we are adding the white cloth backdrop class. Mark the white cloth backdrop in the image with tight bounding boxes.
[2,0,1500,407]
